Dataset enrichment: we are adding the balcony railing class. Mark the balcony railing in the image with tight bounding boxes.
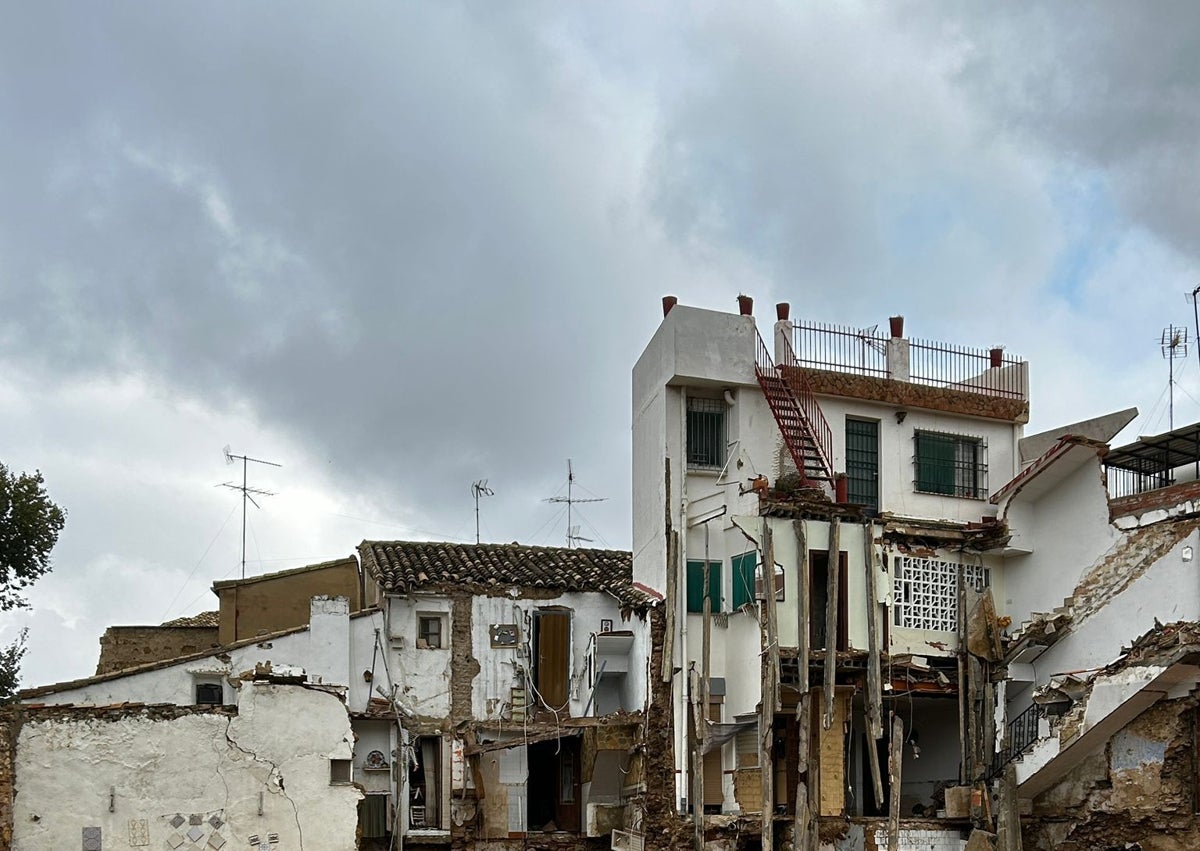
[788,320,1027,401]
[792,320,888,377]
[992,702,1043,776]
[909,338,1025,400]
[1105,465,1173,499]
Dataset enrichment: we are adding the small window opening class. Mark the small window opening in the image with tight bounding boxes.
[195,682,223,706]
[330,758,353,784]
[417,615,444,649]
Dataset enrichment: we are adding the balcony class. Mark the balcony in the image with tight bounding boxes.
[781,319,1029,422]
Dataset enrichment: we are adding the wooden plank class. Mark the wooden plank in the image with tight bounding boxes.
[823,517,841,729]
[690,668,704,850]
[957,559,969,784]
[793,519,814,851]
[763,521,781,712]
[996,763,1023,851]
[661,460,675,684]
[817,688,848,816]
[887,712,903,851]
[863,520,884,810]
[760,518,775,851]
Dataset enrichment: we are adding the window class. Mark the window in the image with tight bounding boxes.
[330,759,353,784]
[892,555,990,632]
[687,397,726,470]
[418,615,445,649]
[914,430,987,499]
[686,560,721,613]
[358,794,390,840]
[731,551,757,609]
[195,682,223,706]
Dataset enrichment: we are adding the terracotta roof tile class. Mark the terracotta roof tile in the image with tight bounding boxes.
[160,611,220,628]
[358,541,649,604]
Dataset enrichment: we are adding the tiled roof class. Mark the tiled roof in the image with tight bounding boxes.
[358,540,649,604]
[160,611,220,628]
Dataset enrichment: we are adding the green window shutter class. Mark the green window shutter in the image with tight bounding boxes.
[732,552,758,609]
[686,561,721,613]
[686,561,705,613]
[916,432,956,495]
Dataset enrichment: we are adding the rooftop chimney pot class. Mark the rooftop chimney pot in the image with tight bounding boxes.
[662,296,678,317]
[776,302,790,321]
[889,316,905,338]
[738,294,753,316]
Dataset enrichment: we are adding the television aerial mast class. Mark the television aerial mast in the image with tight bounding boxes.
[472,480,495,544]
[219,446,281,579]
[543,459,606,548]
[1161,325,1189,431]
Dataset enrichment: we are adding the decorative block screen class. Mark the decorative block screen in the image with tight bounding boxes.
[892,556,989,632]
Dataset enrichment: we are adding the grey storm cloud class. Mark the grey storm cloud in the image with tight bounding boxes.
[2,2,1200,685]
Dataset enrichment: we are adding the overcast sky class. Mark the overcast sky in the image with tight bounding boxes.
[3,3,1199,689]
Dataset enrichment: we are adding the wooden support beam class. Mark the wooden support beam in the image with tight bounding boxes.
[863,520,884,810]
[690,667,704,851]
[760,519,776,851]
[957,559,969,783]
[823,517,841,730]
[887,712,904,851]
[793,520,814,851]
[996,763,1023,851]
[763,521,781,713]
[661,460,676,684]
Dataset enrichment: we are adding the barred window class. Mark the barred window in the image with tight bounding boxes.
[914,430,987,499]
[687,397,726,470]
[892,556,989,632]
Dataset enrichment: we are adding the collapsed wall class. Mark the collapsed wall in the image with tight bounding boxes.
[1024,694,1200,850]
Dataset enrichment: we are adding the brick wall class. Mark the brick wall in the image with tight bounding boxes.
[1109,479,1200,522]
[95,626,219,675]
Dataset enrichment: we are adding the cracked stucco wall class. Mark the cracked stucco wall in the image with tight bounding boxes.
[11,683,359,850]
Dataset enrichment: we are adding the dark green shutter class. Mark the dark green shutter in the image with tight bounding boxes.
[686,561,721,613]
[732,552,758,609]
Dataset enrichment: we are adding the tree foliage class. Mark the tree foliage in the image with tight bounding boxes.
[0,628,28,702]
[0,464,66,611]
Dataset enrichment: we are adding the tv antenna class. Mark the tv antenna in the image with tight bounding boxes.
[1161,325,1189,430]
[220,446,281,579]
[471,480,495,544]
[543,460,606,548]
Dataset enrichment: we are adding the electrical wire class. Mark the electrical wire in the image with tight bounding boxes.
[159,503,238,621]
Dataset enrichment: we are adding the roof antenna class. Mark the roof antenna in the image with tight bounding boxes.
[544,459,606,548]
[472,480,495,544]
[220,446,281,579]
[1161,326,1189,431]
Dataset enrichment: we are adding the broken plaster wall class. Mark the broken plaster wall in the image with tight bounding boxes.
[24,610,384,713]
[1024,696,1200,851]
[11,683,359,851]
[1020,520,1200,710]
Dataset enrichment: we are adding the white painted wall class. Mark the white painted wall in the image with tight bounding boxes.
[470,591,642,720]
[1001,458,1118,631]
[386,595,454,718]
[28,610,383,711]
[12,683,360,851]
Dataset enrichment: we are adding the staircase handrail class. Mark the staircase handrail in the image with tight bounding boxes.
[754,330,835,483]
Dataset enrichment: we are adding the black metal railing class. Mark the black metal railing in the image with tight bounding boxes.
[1105,465,1173,499]
[791,320,889,377]
[992,702,1042,775]
[909,338,1026,400]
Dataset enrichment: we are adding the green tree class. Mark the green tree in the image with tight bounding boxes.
[0,465,66,611]
[0,465,65,700]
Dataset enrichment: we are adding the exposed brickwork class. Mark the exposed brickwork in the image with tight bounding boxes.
[1024,696,1200,850]
[450,595,480,722]
[785,367,1029,423]
[0,705,17,851]
[96,625,219,674]
[1109,479,1200,521]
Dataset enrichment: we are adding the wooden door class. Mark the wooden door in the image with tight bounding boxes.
[535,611,571,710]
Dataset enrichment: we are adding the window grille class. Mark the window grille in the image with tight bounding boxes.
[687,398,726,470]
[892,556,989,632]
[913,430,987,499]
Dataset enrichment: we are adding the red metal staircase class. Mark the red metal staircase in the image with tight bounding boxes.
[754,330,835,487]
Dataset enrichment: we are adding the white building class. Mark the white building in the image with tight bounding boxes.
[14,541,655,851]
